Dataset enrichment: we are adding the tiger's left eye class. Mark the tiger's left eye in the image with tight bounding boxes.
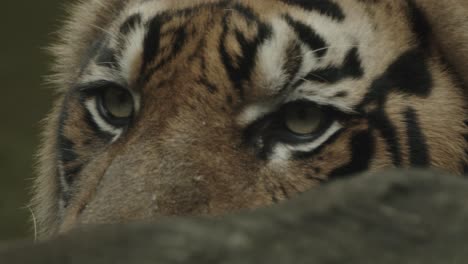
[283,103,324,136]
[243,100,338,148]
[103,87,133,118]
[97,85,134,126]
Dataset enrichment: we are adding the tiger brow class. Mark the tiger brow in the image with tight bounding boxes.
[74,80,112,92]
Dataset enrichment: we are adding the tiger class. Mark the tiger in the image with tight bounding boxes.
[32,0,468,239]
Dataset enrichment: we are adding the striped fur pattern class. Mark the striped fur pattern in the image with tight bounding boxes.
[33,0,468,238]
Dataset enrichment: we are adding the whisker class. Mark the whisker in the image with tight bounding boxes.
[27,206,38,242]
[300,75,329,84]
[291,44,364,60]
[304,174,327,183]
[88,23,121,41]
[97,61,118,67]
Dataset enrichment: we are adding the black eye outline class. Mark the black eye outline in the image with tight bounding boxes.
[78,81,135,128]
[244,100,347,147]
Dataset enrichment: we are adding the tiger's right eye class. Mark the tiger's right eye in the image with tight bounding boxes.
[284,103,324,136]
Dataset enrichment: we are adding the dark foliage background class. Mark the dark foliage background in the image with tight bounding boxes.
[0,1,62,241]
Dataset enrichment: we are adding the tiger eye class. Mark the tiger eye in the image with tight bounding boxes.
[102,87,134,119]
[284,104,323,135]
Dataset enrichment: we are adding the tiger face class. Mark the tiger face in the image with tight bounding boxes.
[34,0,468,237]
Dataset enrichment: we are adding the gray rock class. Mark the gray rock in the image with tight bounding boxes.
[1,169,468,264]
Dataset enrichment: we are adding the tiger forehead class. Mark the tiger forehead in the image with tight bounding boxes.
[83,0,381,100]
[125,0,346,19]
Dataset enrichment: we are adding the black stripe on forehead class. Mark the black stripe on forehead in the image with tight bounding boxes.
[139,1,225,82]
[120,14,142,35]
[283,15,328,58]
[219,9,273,100]
[139,1,272,86]
[230,2,258,21]
[291,47,363,89]
[141,13,166,77]
[280,0,345,21]
[140,2,215,83]
[406,0,431,50]
[278,41,303,94]
[305,47,363,83]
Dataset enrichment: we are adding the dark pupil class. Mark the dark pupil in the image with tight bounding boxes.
[116,90,129,104]
[104,88,132,119]
[296,108,307,120]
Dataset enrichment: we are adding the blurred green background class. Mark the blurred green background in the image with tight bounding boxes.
[0,1,62,241]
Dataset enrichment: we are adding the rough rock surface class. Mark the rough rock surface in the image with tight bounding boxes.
[1,169,468,263]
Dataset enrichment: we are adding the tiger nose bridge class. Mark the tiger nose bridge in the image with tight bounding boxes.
[58,120,240,232]
[57,142,161,233]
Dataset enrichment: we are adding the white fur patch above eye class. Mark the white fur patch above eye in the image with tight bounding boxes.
[85,99,123,142]
[120,26,146,82]
[81,63,122,84]
[257,18,296,93]
[127,1,168,21]
[237,100,280,127]
[107,1,169,83]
